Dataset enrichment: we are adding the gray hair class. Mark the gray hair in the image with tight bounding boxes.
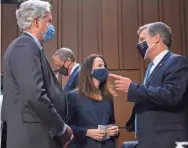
[16,0,51,32]
[54,48,76,62]
[137,22,172,48]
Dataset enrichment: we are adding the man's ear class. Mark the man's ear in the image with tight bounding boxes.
[66,58,72,64]
[33,18,40,28]
[154,34,160,43]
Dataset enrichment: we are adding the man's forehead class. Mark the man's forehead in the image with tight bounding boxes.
[139,29,149,38]
[53,55,61,62]
[43,12,53,21]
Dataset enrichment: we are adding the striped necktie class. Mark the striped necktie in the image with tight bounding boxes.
[143,63,154,85]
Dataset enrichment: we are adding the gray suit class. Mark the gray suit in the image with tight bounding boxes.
[1,33,68,148]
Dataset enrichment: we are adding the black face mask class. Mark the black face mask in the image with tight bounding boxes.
[56,65,69,76]
[136,40,149,58]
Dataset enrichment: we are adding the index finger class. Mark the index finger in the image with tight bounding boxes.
[98,129,106,133]
[109,73,122,80]
[108,126,117,130]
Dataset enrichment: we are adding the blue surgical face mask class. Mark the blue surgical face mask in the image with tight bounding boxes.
[92,68,108,83]
[43,24,55,42]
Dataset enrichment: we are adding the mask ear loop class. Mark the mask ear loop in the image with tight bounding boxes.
[40,16,49,34]
[144,43,156,59]
[65,60,72,75]
[143,37,155,59]
[42,23,49,34]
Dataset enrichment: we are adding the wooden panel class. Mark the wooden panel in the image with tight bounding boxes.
[0,4,2,72]
[142,0,159,24]
[185,0,188,57]
[101,0,119,69]
[61,0,79,61]
[137,0,145,82]
[1,4,18,72]
[57,0,62,49]
[122,0,140,69]
[82,0,100,58]
[112,70,141,126]
[109,70,140,145]
[163,0,182,55]
[158,0,164,21]
[179,0,186,56]
[77,0,83,63]
[142,0,159,68]
[117,0,123,69]
[43,0,58,69]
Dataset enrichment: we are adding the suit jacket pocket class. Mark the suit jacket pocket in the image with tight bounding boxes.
[22,106,41,123]
[155,122,185,131]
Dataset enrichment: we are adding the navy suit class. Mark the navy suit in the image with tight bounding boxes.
[64,65,80,93]
[127,52,188,148]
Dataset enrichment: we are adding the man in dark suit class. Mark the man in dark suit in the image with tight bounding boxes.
[1,1,72,148]
[52,48,80,93]
[110,22,188,148]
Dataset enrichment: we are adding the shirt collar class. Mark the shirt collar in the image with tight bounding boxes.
[23,31,43,51]
[70,63,80,75]
[152,50,169,66]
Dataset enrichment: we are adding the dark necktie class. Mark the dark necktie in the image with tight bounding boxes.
[41,48,46,56]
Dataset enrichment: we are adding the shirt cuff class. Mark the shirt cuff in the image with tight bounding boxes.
[57,124,67,136]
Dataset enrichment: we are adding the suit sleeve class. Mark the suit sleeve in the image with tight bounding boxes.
[73,71,79,89]
[10,41,65,137]
[128,57,188,107]
[67,92,87,143]
[125,104,137,132]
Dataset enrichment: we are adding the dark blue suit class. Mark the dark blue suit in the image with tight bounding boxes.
[127,52,188,148]
[64,65,80,93]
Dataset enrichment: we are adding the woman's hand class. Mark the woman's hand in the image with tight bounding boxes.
[86,129,106,141]
[107,126,119,136]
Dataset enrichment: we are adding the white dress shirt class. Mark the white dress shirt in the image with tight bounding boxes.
[150,50,169,75]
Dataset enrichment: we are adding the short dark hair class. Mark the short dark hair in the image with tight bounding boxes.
[137,22,172,48]
[77,54,115,99]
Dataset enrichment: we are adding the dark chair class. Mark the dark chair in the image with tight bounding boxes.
[122,141,138,148]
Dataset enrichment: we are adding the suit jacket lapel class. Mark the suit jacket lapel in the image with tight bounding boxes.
[146,51,172,85]
[64,65,80,91]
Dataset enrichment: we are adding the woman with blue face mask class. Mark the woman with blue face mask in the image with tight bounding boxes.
[67,54,119,148]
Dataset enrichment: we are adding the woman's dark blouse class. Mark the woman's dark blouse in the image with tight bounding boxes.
[67,90,118,148]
